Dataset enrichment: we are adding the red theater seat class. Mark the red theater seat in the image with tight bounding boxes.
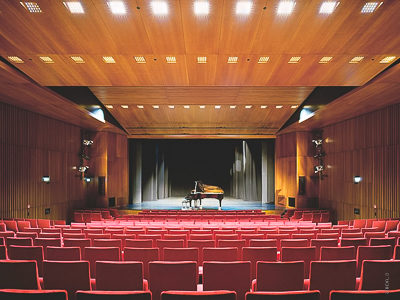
[46,246,81,261]
[16,232,38,239]
[34,238,62,258]
[203,261,251,300]
[0,289,67,300]
[37,219,51,229]
[42,228,62,234]
[3,220,18,232]
[281,239,308,248]
[309,260,356,300]
[6,237,33,248]
[93,239,122,252]
[95,261,146,291]
[76,291,152,300]
[188,240,215,265]
[0,245,6,259]
[254,261,304,291]
[217,239,246,257]
[63,238,91,257]
[156,239,185,259]
[281,247,316,278]
[310,239,338,259]
[149,261,197,300]
[137,234,162,247]
[371,221,386,232]
[126,239,154,248]
[246,291,320,300]
[330,289,400,300]
[17,220,31,232]
[360,260,400,290]
[84,247,120,278]
[7,245,44,276]
[43,260,91,300]
[356,245,392,276]
[340,238,367,249]
[395,245,400,259]
[242,247,277,280]
[0,260,40,289]
[241,234,265,246]
[249,239,277,248]
[203,247,238,262]
[190,234,214,240]
[162,291,236,300]
[320,246,355,261]
[124,247,159,280]
[164,247,199,265]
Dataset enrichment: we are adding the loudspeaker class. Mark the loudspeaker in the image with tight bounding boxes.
[98,176,105,195]
[108,197,116,207]
[288,197,295,207]
[298,176,306,195]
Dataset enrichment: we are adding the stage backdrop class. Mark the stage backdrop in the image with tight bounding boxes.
[129,139,274,204]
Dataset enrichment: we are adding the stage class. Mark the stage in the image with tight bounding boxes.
[124,197,275,211]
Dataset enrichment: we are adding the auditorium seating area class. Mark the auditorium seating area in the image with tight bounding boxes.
[1,213,400,300]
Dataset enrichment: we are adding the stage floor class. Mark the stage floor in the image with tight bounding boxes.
[125,197,275,211]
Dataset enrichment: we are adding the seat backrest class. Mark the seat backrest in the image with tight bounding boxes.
[3,220,18,232]
[395,245,400,259]
[241,234,265,246]
[371,221,386,232]
[340,238,367,249]
[364,232,386,242]
[63,233,86,239]
[309,260,356,300]
[156,240,185,259]
[163,247,199,265]
[256,261,304,291]
[0,245,6,259]
[203,261,251,300]
[137,234,162,247]
[162,291,236,300]
[149,261,197,300]
[42,228,62,233]
[75,291,151,300]
[0,231,15,239]
[384,220,399,233]
[330,289,400,300]
[17,220,31,232]
[37,219,51,229]
[63,239,91,257]
[96,261,144,291]
[356,245,392,276]
[84,247,120,278]
[320,246,355,261]
[93,239,122,251]
[39,233,61,239]
[189,234,213,240]
[203,247,238,262]
[360,260,400,290]
[341,232,364,239]
[310,239,338,259]
[217,240,246,258]
[125,239,153,248]
[0,260,40,289]
[6,237,33,247]
[242,247,277,280]
[43,260,91,299]
[281,247,316,278]
[47,246,81,261]
[266,234,290,251]
[16,232,38,239]
[33,238,62,258]
[124,247,159,279]
[316,233,340,239]
[7,245,44,276]
[0,289,67,300]
[281,239,308,248]
[353,219,366,229]
[246,291,320,300]
[187,240,215,264]
[369,237,396,248]
[249,239,277,248]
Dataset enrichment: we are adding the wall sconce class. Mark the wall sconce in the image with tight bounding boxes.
[84,177,92,183]
[314,165,324,173]
[78,166,89,173]
[42,176,50,183]
[353,176,362,184]
[83,139,93,146]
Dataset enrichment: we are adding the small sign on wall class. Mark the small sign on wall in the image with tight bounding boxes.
[354,208,360,215]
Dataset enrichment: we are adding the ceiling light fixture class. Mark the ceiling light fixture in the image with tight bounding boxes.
[277,1,295,15]
[107,1,127,15]
[194,1,209,15]
[236,1,253,15]
[319,1,339,14]
[361,2,382,14]
[197,56,207,64]
[288,56,301,63]
[227,56,238,64]
[349,56,364,63]
[319,56,333,63]
[20,2,42,13]
[168,105,175,109]
[137,105,144,109]
[103,56,116,63]
[379,56,396,64]
[260,105,268,109]
[151,1,168,15]
[245,105,252,109]
[39,56,54,63]
[71,56,85,63]
[105,105,113,108]
[134,56,146,63]
[230,105,236,109]
[291,105,298,108]
[258,56,270,63]
[199,105,205,109]
[152,105,159,109]
[63,2,84,14]
[276,105,283,108]
[166,56,176,63]
[184,105,190,109]
[8,56,24,63]
[215,105,221,109]
[121,105,129,109]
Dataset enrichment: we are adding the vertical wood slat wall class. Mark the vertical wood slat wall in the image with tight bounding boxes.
[0,101,87,220]
[320,103,400,220]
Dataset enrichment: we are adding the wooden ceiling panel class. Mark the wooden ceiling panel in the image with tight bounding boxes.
[185,55,218,85]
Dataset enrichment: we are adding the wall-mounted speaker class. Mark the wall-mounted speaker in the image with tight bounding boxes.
[299,176,306,195]
[288,197,295,207]
[98,176,105,195]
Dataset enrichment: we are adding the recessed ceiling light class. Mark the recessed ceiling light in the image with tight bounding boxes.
[199,105,206,109]
[8,56,24,63]
[276,105,283,108]
[152,105,159,109]
[261,105,268,109]
[107,1,127,15]
[227,57,238,64]
[166,56,176,63]
[291,105,298,108]
[63,2,84,14]
[379,56,396,64]
[134,56,146,63]
[361,2,382,14]
[137,105,144,109]
[258,56,270,63]
[71,56,85,63]
[39,56,54,64]
[197,56,207,64]
[103,56,116,63]
[215,105,221,109]
[168,105,175,109]
[184,105,190,109]
[20,2,42,13]
[230,105,236,109]
[105,105,113,109]
[288,56,301,63]
[319,1,339,14]
[319,56,333,63]
[245,105,252,109]
[194,1,209,15]
[349,56,364,63]
[236,1,253,15]
[277,1,295,15]
[121,105,129,109]
[151,1,168,15]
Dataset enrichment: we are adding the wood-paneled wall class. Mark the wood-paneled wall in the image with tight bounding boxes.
[0,101,88,220]
[319,103,400,220]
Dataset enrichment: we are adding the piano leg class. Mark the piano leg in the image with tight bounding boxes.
[199,199,202,210]
[218,199,222,210]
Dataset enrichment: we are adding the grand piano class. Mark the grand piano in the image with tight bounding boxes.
[185,181,224,210]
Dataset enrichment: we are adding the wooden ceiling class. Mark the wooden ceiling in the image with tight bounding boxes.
[0,0,399,137]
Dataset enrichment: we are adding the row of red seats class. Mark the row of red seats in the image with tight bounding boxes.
[1,258,399,300]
